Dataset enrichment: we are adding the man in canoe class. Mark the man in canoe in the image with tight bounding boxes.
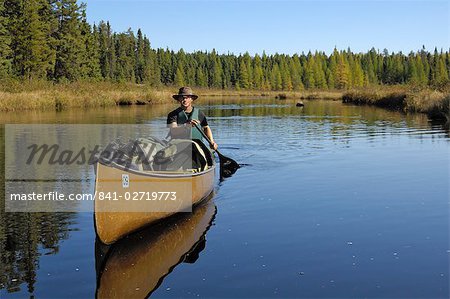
[167,87,218,150]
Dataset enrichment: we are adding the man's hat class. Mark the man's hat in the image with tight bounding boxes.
[172,87,198,100]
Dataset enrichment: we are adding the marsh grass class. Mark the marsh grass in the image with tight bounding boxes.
[0,81,172,111]
[406,91,450,121]
[1,80,447,122]
[0,82,344,111]
[342,86,450,121]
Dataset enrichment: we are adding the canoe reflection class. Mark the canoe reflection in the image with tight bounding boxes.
[95,200,217,298]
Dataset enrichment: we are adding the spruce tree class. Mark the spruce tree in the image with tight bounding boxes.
[143,36,160,86]
[196,67,207,87]
[135,29,145,83]
[54,0,87,81]
[351,56,364,87]
[431,54,449,89]
[237,58,250,89]
[209,49,222,88]
[336,53,350,89]
[174,64,185,86]
[81,19,101,79]
[18,0,56,80]
[304,55,315,89]
[0,0,12,78]
[313,53,327,89]
[271,63,282,90]
[253,54,263,90]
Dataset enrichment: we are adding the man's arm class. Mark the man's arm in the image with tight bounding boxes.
[203,125,218,150]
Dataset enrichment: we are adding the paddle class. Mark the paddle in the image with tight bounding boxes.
[193,123,240,178]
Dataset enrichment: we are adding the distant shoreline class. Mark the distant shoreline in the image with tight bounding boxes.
[0,81,448,123]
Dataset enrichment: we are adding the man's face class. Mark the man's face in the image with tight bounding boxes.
[178,96,193,109]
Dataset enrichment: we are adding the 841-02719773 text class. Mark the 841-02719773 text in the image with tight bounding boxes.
[96,191,177,201]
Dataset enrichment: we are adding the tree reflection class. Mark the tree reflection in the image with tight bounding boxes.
[0,127,76,295]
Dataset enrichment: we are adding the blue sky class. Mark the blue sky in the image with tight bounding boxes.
[85,0,449,55]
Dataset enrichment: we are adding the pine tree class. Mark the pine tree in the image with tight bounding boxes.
[431,54,449,89]
[351,56,364,87]
[196,66,207,86]
[141,36,159,86]
[54,0,88,81]
[313,53,327,89]
[328,50,338,89]
[290,55,303,90]
[98,21,115,79]
[237,58,250,89]
[0,0,12,78]
[304,55,315,89]
[81,19,101,79]
[135,29,145,83]
[174,60,186,86]
[114,29,136,82]
[208,49,222,88]
[18,0,56,80]
[336,53,350,89]
[270,63,282,90]
[253,54,263,89]
[174,64,185,86]
[184,56,195,86]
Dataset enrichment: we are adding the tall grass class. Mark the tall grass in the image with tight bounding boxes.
[1,79,447,123]
[406,91,449,121]
[0,81,172,111]
[342,85,450,122]
[0,81,345,111]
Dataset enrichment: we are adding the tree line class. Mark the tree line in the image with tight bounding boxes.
[0,0,449,90]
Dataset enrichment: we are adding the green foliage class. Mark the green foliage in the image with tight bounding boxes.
[0,1,448,91]
[238,58,250,89]
[270,63,282,90]
[13,0,56,80]
[0,0,12,78]
[54,0,86,81]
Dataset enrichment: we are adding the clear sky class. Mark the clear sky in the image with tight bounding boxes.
[85,0,449,55]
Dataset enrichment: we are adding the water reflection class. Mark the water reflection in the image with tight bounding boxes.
[0,208,77,294]
[95,199,217,298]
[0,126,77,295]
[0,98,448,297]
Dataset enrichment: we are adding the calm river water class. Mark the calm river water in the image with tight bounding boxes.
[0,98,449,298]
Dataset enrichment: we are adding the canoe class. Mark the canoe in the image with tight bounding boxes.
[95,199,217,298]
[94,138,216,245]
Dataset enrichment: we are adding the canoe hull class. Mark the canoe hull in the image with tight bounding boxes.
[95,201,217,298]
[94,162,215,244]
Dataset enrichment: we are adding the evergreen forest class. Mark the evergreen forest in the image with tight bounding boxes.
[0,0,449,90]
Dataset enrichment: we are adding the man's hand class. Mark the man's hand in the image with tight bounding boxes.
[210,141,218,150]
[187,119,200,126]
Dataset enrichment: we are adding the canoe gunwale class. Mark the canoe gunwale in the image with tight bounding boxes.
[97,160,216,179]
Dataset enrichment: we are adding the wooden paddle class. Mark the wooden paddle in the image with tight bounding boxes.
[193,124,240,178]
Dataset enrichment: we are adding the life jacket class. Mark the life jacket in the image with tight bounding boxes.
[176,107,203,140]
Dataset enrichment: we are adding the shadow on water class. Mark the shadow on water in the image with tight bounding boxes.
[95,199,217,299]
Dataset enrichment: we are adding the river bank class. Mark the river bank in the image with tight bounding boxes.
[0,81,448,123]
[342,86,449,122]
[0,81,343,111]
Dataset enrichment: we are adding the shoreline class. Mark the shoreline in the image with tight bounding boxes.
[342,86,449,122]
[0,82,448,123]
[0,82,344,112]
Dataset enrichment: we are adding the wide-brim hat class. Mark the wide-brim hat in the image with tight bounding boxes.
[172,87,198,100]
